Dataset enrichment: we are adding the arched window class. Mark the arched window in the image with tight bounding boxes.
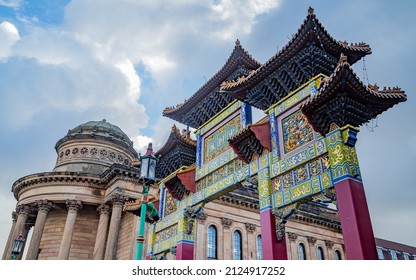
[377,247,384,260]
[298,243,306,260]
[389,250,398,260]
[335,250,342,260]
[207,225,217,259]
[317,246,324,260]
[233,230,242,260]
[256,235,263,260]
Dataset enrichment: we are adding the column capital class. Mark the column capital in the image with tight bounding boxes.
[15,204,31,216]
[221,217,233,229]
[325,240,334,249]
[36,200,54,213]
[287,232,298,242]
[245,223,256,234]
[12,211,17,222]
[197,213,207,224]
[97,204,111,215]
[66,200,83,213]
[110,193,128,207]
[307,236,317,245]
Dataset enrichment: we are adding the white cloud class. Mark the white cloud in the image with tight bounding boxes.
[0,0,21,8]
[211,0,281,39]
[132,135,153,154]
[0,21,20,58]
[61,0,282,84]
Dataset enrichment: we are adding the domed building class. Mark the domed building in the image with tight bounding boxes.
[2,120,157,260]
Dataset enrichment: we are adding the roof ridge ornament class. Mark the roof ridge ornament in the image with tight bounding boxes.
[339,53,348,64]
[308,7,314,15]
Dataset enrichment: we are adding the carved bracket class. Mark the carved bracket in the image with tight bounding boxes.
[312,187,337,208]
[183,204,205,235]
[272,204,299,241]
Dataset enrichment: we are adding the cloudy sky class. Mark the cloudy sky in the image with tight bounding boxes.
[0,0,415,254]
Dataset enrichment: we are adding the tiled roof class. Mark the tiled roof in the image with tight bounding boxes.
[155,125,196,157]
[163,40,261,127]
[301,54,406,135]
[220,7,371,94]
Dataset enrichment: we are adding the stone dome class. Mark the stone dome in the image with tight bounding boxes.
[65,119,132,146]
[53,119,138,174]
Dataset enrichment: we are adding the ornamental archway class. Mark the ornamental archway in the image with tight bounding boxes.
[145,8,406,260]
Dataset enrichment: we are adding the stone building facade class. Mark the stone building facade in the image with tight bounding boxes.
[193,199,344,260]
[2,120,156,260]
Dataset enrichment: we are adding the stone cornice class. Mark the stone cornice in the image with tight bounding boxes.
[12,172,102,199]
[100,163,141,184]
[12,163,142,200]
[294,212,341,231]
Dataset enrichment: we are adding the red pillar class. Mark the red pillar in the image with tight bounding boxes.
[335,178,378,260]
[260,209,288,260]
[175,242,194,260]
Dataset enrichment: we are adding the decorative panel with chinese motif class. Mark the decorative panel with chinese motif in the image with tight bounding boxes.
[281,109,314,154]
[163,191,177,217]
[203,114,242,163]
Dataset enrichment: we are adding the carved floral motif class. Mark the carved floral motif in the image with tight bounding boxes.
[221,217,233,229]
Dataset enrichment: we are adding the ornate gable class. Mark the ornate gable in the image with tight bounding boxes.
[155,125,196,179]
[301,54,406,135]
[163,40,260,128]
[221,7,372,111]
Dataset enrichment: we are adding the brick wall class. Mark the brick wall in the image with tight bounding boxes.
[116,212,137,260]
[37,205,99,260]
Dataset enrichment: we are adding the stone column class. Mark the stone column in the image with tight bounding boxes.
[325,240,334,260]
[104,194,127,260]
[6,205,30,260]
[2,212,17,260]
[58,200,82,260]
[26,200,53,260]
[18,220,34,260]
[93,204,111,260]
[287,232,298,259]
[194,214,206,259]
[245,223,256,260]
[222,218,233,259]
[307,236,317,260]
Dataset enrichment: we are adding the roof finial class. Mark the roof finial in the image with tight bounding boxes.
[308,7,314,15]
[144,142,155,157]
[339,53,348,64]
[235,39,240,46]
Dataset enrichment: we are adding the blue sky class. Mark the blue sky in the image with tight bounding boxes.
[0,0,415,254]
